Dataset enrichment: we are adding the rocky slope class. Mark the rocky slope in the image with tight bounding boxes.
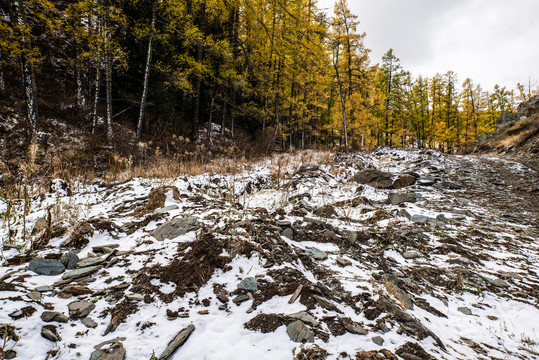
[0,148,538,360]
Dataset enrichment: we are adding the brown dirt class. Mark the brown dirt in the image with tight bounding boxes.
[294,345,328,360]
[134,233,231,303]
[244,313,283,333]
[355,349,397,360]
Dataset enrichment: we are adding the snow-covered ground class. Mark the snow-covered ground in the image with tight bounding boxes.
[1,148,538,359]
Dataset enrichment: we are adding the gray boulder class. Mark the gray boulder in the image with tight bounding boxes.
[41,311,68,323]
[517,95,539,117]
[62,265,100,280]
[90,338,127,360]
[151,216,200,241]
[351,170,393,189]
[28,258,65,276]
[68,301,95,319]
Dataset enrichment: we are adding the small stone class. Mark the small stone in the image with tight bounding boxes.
[336,257,352,267]
[28,258,65,276]
[41,311,68,323]
[458,307,472,316]
[62,265,100,280]
[151,216,200,241]
[238,277,258,291]
[482,276,510,288]
[3,350,16,359]
[216,294,229,303]
[307,247,328,260]
[61,250,81,270]
[399,209,412,220]
[286,320,314,343]
[68,301,95,319]
[154,205,180,214]
[198,310,209,315]
[35,285,53,292]
[402,251,420,260]
[341,317,368,335]
[285,311,319,327]
[92,244,120,253]
[411,215,429,224]
[76,256,107,268]
[82,317,98,328]
[90,338,127,360]
[277,220,292,227]
[41,325,61,342]
[436,214,447,223]
[372,336,384,346]
[27,291,42,301]
[487,315,498,320]
[346,230,358,244]
[233,294,250,305]
[388,192,416,205]
[282,228,294,239]
[125,293,144,302]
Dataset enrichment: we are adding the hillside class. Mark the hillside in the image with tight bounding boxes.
[1,148,538,360]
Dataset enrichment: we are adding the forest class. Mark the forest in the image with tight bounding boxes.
[0,0,537,154]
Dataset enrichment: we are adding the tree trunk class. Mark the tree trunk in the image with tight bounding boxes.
[136,0,157,140]
[221,100,226,135]
[105,54,112,139]
[92,67,100,134]
[207,91,215,145]
[335,64,349,152]
[17,4,38,131]
[0,48,5,91]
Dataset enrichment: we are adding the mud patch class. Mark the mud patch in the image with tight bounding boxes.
[244,313,282,333]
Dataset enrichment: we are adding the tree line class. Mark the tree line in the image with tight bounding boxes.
[1,0,537,153]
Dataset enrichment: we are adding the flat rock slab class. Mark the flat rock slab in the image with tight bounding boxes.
[41,325,61,342]
[286,320,314,343]
[154,205,179,214]
[41,311,68,323]
[341,317,368,335]
[388,192,416,205]
[68,301,95,319]
[62,265,100,280]
[238,278,258,291]
[151,216,200,241]
[159,324,195,360]
[285,312,319,327]
[28,258,65,276]
[307,247,328,260]
[76,256,107,268]
[90,338,126,360]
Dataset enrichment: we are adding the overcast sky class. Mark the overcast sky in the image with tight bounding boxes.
[317,0,539,91]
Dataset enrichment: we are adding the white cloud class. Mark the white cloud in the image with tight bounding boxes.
[318,0,539,90]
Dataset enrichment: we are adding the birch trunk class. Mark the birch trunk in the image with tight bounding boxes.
[105,54,112,139]
[136,0,157,140]
[17,4,38,131]
[92,67,100,134]
[0,49,5,91]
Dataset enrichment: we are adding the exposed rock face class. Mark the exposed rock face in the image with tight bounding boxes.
[517,95,539,117]
[496,113,520,129]
[351,170,393,189]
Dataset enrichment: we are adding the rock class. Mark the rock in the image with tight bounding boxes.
[28,258,65,276]
[517,95,539,117]
[482,276,510,288]
[314,205,338,218]
[351,170,394,189]
[27,291,42,301]
[90,338,127,360]
[388,192,416,205]
[307,247,328,260]
[282,228,294,239]
[346,230,358,244]
[35,285,53,292]
[76,256,108,268]
[336,257,351,266]
[151,216,200,241]
[82,317,98,328]
[61,250,80,270]
[341,317,368,335]
[41,311,68,323]
[385,280,414,310]
[9,306,36,320]
[402,251,420,260]
[286,320,314,343]
[125,293,144,302]
[3,350,16,359]
[277,220,292,227]
[457,307,472,316]
[68,301,95,319]
[159,325,195,360]
[392,174,417,189]
[92,244,120,253]
[64,285,93,295]
[233,294,250,305]
[496,113,520,128]
[62,265,100,280]
[411,215,429,224]
[285,311,319,327]
[396,342,435,360]
[41,325,61,342]
[154,205,179,214]
[238,278,258,291]
[399,209,412,220]
[435,214,447,223]
[372,336,384,346]
[313,295,342,313]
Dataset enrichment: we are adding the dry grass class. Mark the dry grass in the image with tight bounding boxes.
[486,114,539,149]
